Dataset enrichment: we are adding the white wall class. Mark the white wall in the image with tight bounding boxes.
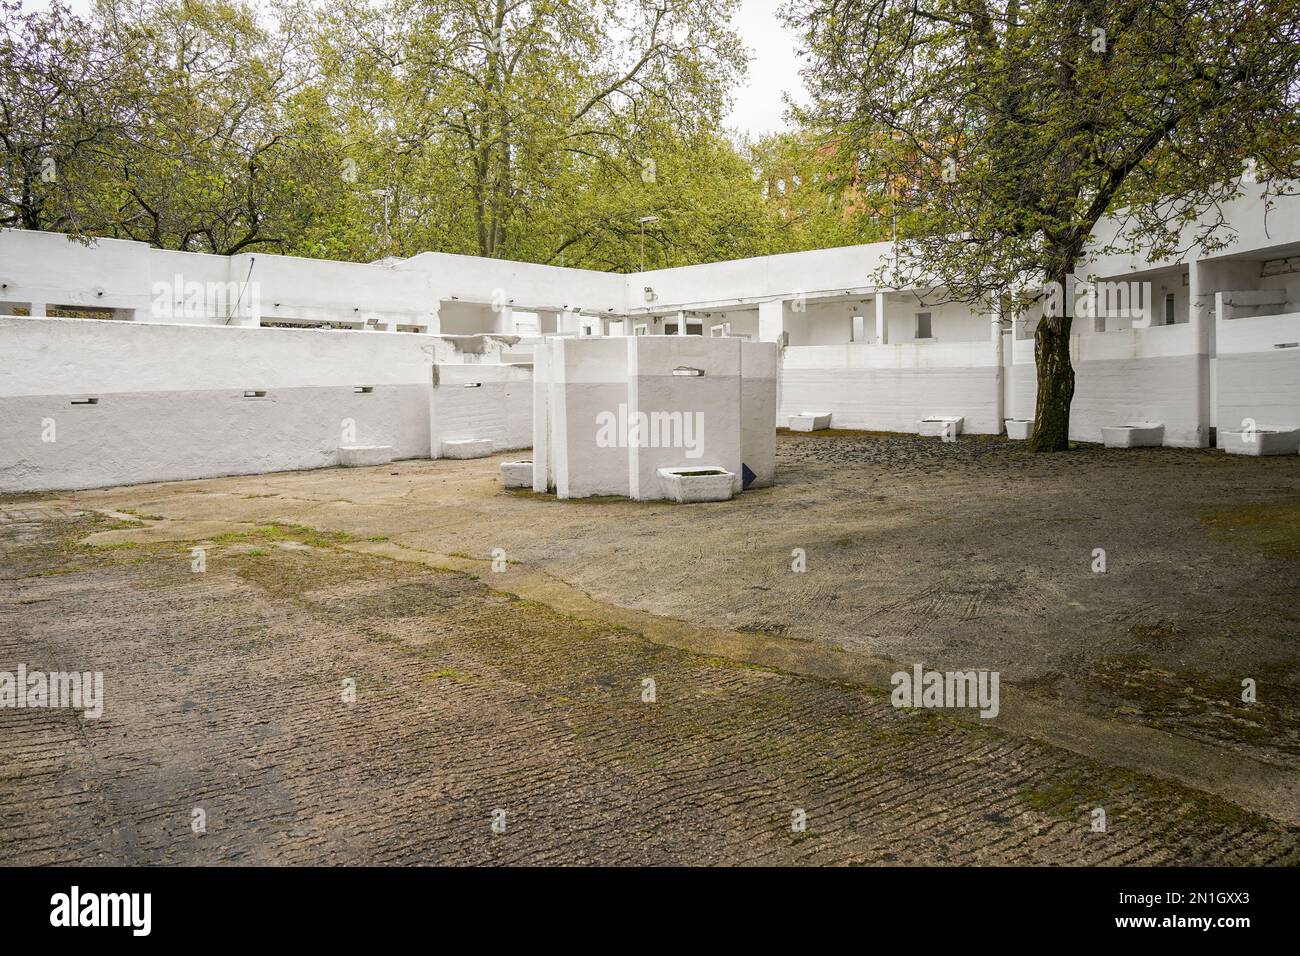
[535,336,776,500]
[780,341,1002,434]
[1216,311,1300,432]
[398,251,627,318]
[630,243,889,312]
[1012,326,1205,446]
[0,316,439,491]
[430,363,532,457]
[0,228,438,329]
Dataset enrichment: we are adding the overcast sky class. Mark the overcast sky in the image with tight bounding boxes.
[23,0,806,139]
[727,0,808,138]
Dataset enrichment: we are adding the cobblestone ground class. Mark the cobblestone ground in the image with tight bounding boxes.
[2,511,1297,865]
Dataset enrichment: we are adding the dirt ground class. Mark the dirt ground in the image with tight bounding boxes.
[2,431,1298,864]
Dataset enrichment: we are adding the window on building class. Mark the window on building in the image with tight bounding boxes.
[851,314,866,342]
[916,312,932,339]
[1164,293,1176,325]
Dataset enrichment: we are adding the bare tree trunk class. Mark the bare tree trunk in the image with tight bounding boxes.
[1028,309,1074,452]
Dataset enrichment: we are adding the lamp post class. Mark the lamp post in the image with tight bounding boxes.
[638,215,659,273]
[371,188,393,255]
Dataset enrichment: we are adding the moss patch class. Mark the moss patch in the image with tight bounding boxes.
[1200,498,1300,560]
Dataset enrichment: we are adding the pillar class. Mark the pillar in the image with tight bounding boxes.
[758,299,790,345]
[1188,259,1212,447]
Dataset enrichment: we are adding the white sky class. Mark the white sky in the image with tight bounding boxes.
[23,0,806,139]
[726,0,808,139]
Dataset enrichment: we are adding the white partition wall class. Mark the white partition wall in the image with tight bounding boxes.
[1216,307,1300,434]
[780,341,1003,434]
[740,341,778,486]
[429,362,533,458]
[1012,326,1204,446]
[626,336,744,499]
[533,336,777,500]
[0,316,435,492]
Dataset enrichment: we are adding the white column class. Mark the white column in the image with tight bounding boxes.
[874,292,887,344]
[29,302,46,317]
[492,304,514,334]
[758,299,789,344]
[421,304,440,335]
[1189,259,1212,447]
[675,310,687,336]
[992,308,1005,427]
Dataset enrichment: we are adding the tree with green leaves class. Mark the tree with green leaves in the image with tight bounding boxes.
[0,0,131,234]
[99,0,315,254]
[784,0,1300,450]
[317,0,749,261]
[747,128,896,251]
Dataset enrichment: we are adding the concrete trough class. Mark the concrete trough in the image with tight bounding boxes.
[918,416,964,438]
[442,438,495,459]
[656,466,736,503]
[338,444,394,467]
[1101,423,1164,448]
[1004,419,1033,440]
[1219,428,1300,457]
[789,411,832,432]
[500,459,533,488]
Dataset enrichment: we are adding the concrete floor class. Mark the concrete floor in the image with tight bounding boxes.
[2,432,1298,864]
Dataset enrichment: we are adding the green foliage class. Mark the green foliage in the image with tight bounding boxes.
[4,0,857,267]
[783,0,1300,449]
[785,0,1300,301]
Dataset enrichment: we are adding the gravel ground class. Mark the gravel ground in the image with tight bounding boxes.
[2,430,1298,864]
[1,511,1297,865]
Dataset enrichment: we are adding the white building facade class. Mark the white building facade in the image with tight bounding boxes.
[2,187,1298,491]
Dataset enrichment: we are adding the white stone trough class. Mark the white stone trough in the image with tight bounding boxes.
[1219,427,1300,457]
[1100,423,1164,448]
[338,444,393,467]
[1004,419,1033,440]
[442,438,494,459]
[656,466,736,503]
[500,459,533,488]
[789,411,832,432]
[918,416,964,438]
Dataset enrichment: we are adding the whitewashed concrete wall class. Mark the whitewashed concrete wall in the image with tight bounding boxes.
[0,229,439,329]
[1085,188,1300,278]
[740,342,777,486]
[780,342,1003,434]
[429,362,532,458]
[630,243,888,311]
[1216,311,1300,433]
[0,316,440,491]
[1012,325,1205,446]
[534,336,776,499]
[544,337,633,498]
[397,251,626,318]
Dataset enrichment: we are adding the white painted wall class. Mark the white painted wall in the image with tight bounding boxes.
[1012,326,1205,446]
[0,316,436,491]
[430,362,533,457]
[534,336,776,500]
[0,228,438,329]
[781,341,1002,434]
[1216,310,1300,433]
[397,251,626,318]
[3,183,1299,491]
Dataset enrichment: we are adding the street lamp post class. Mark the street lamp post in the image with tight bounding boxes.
[638,215,659,273]
[371,188,393,255]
